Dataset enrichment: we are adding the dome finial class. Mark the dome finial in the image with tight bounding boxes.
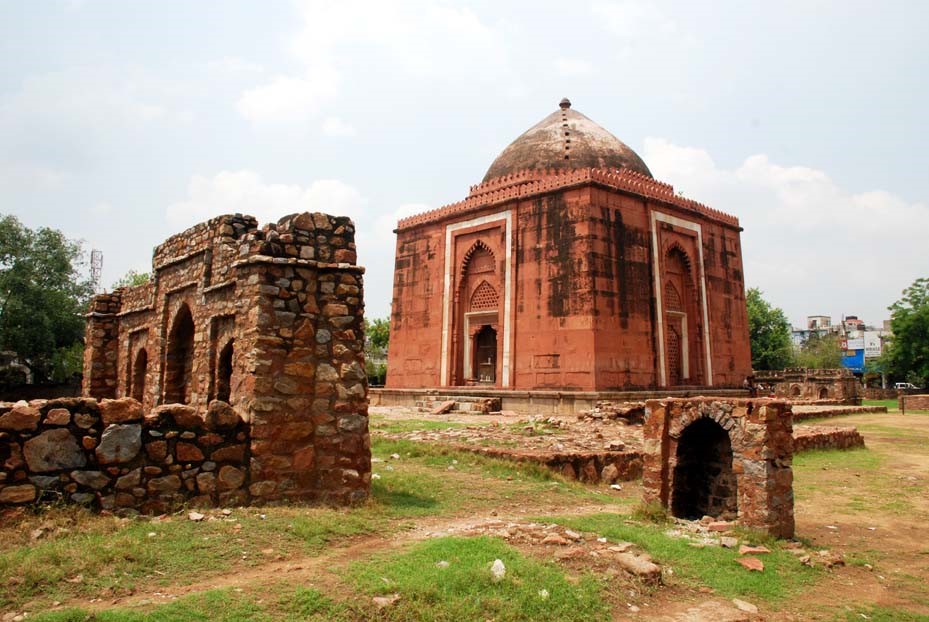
[559,97,571,110]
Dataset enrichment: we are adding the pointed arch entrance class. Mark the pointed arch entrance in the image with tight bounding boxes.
[164,304,195,404]
[671,417,738,519]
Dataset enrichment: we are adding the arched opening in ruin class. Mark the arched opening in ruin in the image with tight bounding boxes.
[216,339,234,403]
[791,385,802,398]
[164,304,195,404]
[671,418,738,520]
[473,325,497,383]
[131,348,148,403]
[819,387,829,399]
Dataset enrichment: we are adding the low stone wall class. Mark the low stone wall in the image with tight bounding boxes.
[0,397,249,512]
[863,387,898,400]
[793,425,865,452]
[792,405,888,421]
[449,444,643,484]
[900,394,929,411]
[370,387,750,416]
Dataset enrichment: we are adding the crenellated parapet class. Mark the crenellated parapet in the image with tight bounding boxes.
[397,167,740,231]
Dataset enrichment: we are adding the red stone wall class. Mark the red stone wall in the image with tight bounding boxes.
[387,168,751,391]
[642,398,795,538]
[900,394,929,411]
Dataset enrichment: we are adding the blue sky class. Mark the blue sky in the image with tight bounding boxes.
[1,0,927,327]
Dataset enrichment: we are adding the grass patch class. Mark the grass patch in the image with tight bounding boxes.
[0,506,383,610]
[792,446,881,471]
[545,513,818,602]
[347,536,610,621]
[373,437,567,484]
[30,589,267,622]
[370,418,471,434]
[862,399,899,410]
[630,501,670,524]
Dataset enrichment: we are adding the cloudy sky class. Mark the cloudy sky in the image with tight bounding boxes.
[2,0,927,327]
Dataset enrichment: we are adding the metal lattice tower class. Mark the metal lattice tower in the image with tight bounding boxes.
[90,249,103,293]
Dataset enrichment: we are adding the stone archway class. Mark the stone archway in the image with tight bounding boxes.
[164,304,195,404]
[819,387,829,399]
[671,417,738,520]
[216,339,234,403]
[791,385,802,398]
[130,348,148,403]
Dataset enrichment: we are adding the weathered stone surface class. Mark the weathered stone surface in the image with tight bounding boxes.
[148,475,182,493]
[196,471,216,494]
[96,424,142,465]
[211,444,245,463]
[45,408,72,426]
[614,552,662,584]
[217,465,245,491]
[0,406,40,431]
[205,400,241,430]
[74,413,97,428]
[24,428,87,472]
[176,442,205,462]
[71,470,111,490]
[159,404,203,429]
[100,398,143,425]
[0,484,36,503]
[145,440,168,461]
[116,468,141,490]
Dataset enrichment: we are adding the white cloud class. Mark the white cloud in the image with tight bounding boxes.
[236,75,338,124]
[165,171,366,229]
[0,68,168,132]
[237,0,511,125]
[204,57,264,76]
[554,58,593,77]
[321,116,357,137]
[592,0,679,38]
[642,138,929,325]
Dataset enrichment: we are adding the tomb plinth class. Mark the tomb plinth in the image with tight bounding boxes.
[643,398,795,538]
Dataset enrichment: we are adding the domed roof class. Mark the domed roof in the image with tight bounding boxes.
[483,98,652,182]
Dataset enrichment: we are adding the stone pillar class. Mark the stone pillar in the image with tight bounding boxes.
[241,212,370,505]
[82,292,122,399]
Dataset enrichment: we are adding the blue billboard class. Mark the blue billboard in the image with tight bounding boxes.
[841,349,865,373]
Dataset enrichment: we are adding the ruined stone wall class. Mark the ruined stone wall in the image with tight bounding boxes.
[642,398,794,538]
[80,211,370,507]
[755,368,860,404]
[900,394,929,411]
[0,398,248,511]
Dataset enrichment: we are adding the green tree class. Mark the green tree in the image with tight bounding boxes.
[365,317,390,351]
[883,277,929,387]
[0,215,93,382]
[795,331,842,369]
[745,287,795,370]
[112,269,150,289]
[363,316,390,385]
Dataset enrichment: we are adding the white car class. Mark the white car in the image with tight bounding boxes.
[895,382,921,390]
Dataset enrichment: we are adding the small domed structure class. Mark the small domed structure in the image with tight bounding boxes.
[483,99,652,182]
[388,98,750,395]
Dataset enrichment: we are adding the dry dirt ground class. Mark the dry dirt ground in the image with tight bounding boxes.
[2,406,928,621]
